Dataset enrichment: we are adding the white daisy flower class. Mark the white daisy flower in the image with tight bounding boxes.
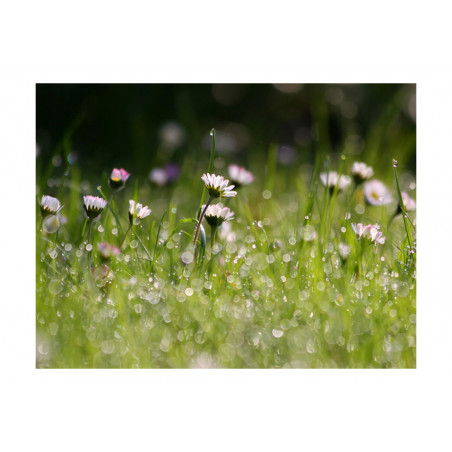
[351,222,371,238]
[352,223,385,245]
[320,171,351,191]
[83,195,107,219]
[351,162,374,181]
[203,204,234,227]
[41,195,62,216]
[228,164,254,188]
[401,191,416,212]
[109,168,130,190]
[363,180,393,206]
[369,226,386,245]
[129,200,151,223]
[201,173,237,199]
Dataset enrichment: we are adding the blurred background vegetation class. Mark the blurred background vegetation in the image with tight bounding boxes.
[36,84,416,186]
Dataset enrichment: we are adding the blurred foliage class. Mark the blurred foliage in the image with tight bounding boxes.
[36,84,416,184]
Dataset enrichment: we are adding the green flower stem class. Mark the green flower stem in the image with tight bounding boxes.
[199,128,216,210]
[87,218,93,271]
[134,227,153,262]
[120,223,132,250]
[97,185,124,240]
[392,161,414,253]
[210,225,218,249]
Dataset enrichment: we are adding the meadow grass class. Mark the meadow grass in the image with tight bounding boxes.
[36,124,416,369]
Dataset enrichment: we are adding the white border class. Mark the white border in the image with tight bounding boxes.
[1,2,451,451]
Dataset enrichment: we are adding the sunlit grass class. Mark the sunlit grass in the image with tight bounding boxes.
[36,132,416,368]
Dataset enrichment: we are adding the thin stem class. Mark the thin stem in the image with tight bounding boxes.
[193,197,212,246]
[134,227,152,262]
[392,162,414,252]
[80,216,89,242]
[120,223,132,250]
[199,129,216,209]
[210,225,217,249]
[97,185,124,239]
[87,219,92,271]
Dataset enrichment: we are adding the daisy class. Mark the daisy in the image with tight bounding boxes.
[363,180,393,206]
[351,223,386,245]
[40,195,62,216]
[401,191,416,212]
[83,195,107,219]
[203,204,234,227]
[129,200,151,224]
[228,164,254,188]
[320,171,351,191]
[368,226,386,245]
[201,173,237,199]
[351,222,371,238]
[351,162,374,182]
[109,168,130,190]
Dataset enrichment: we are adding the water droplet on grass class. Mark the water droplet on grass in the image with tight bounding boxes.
[86,244,93,252]
[48,279,63,295]
[49,322,59,335]
[101,340,115,354]
[181,251,194,264]
[185,287,194,297]
[43,215,60,233]
[272,329,284,338]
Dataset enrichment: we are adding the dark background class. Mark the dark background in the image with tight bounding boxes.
[36,84,416,182]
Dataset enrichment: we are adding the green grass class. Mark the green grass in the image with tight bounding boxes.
[36,132,416,368]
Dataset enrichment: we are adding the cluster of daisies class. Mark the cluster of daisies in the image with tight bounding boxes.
[40,168,152,238]
[193,164,254,245]
[319,162,415,246]
[39,163,255,253]
[39,159,414,257]
[320,161,415,210]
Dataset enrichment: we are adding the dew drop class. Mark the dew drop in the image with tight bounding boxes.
[262,190,272,199]
[48,279,63,295]
[101,340,115,355]
[272,328,284,338]
[181,251,194,264]
[49,322,59,335]
[43,215,60,234]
